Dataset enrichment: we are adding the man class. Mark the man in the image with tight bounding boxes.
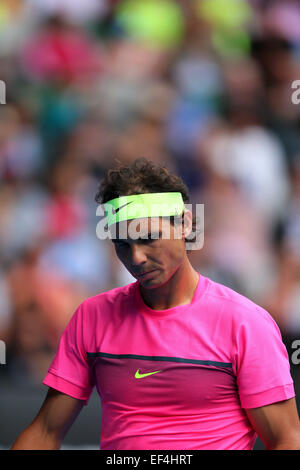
[11,158,300,450]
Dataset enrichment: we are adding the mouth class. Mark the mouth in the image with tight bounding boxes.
[135,269,157,279]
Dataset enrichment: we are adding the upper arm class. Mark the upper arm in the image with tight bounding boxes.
[245,397,300,449]
[33,387,85,441]
[235,308,295,409]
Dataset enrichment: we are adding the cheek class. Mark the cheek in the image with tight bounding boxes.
[160,241,185,266]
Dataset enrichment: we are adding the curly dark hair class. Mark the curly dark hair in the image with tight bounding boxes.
[95,157,199,248]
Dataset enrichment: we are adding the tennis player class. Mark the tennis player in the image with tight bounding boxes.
[11,158,300,450]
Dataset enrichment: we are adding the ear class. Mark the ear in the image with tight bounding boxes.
[182,210,193,240]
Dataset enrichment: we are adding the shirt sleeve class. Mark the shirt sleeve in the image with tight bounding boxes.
[234,306,295,409]
[43,302,94,405]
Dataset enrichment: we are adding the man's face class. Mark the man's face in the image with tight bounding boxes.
[111,217,186,288]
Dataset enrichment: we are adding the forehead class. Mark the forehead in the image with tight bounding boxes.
[109,217,173,240]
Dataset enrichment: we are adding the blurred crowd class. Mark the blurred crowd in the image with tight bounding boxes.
[0,0,300,389]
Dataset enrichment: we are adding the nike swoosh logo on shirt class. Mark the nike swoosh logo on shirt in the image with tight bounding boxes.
[111,201,134,215]
[135,369,162,379]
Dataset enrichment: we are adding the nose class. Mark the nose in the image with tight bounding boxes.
[130,243,147,267]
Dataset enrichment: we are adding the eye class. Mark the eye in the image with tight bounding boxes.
[135,237,155,245]
[139,233,161,243]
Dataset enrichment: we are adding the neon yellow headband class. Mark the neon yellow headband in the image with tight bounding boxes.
[104,192,185,227]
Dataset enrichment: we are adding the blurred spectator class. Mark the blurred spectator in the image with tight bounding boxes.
[197,0,254,59]
[0,181,49,262]
[26,0,108,26]
[20,15,103,85]
[0,104,44,180]
[191,167,277,302]
[115,0,185,50]
[263,157,300,334]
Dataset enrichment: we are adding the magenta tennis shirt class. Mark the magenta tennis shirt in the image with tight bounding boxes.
[43,273,295,450]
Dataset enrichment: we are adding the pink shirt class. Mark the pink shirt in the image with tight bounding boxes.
[43,273,295,450]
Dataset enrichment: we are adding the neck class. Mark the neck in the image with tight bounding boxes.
[139,259,199,310]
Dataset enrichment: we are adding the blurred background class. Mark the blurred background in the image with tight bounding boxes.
[0,0,300,450]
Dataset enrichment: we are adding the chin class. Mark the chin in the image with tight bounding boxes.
[139,273,166,289]
[139,279,161,289]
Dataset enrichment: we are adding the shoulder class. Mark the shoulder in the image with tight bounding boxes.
[73,281,137,320]
[202,275,278,331]
[64,282,138,347]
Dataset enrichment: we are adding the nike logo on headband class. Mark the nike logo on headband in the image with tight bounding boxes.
[111,201,134,215]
